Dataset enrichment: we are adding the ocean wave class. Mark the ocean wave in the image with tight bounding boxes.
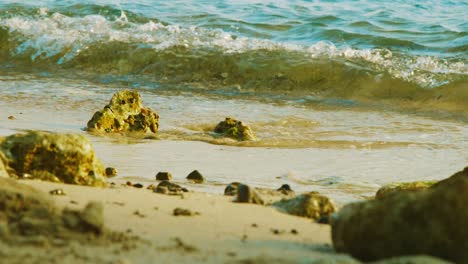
[0,8,467,113]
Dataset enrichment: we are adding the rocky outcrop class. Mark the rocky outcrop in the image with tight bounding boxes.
[214,117,257,141]
[0,131,106,186]
[87,90,159,134]
[272,192,336,221]
[331,167,468,263]
[0,177,104,239]
[375,181,436,199]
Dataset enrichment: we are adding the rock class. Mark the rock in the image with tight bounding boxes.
[49,189,66,196]
[277,184,294,195]
[331,167,468,263]
[86,90,159,134]
[173,208,199,216]
[224,182,240,196]
[186,170,204,183]
[79,202,104,234]
[214,117,257,141]
[0,153,8,178]
[235,184,264,205]
[132,183,143,188]
[272,192,336,220]
[153,181,188,195]
[371,255,453,264]
[8,115,15,120]
[156,172,172,181]
[376,181,436,199]
[0,131,106,186]
[105,167,118,177]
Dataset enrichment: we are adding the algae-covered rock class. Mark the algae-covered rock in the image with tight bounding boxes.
[214,117,257,141]
[331,167,468,263]
[87,90,159,134]
[272,192,336,220]
[0,131,106,186]
[375,181,437,199]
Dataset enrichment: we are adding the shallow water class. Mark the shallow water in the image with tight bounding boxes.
[0,1,466,204]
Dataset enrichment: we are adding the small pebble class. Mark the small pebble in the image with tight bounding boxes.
[251,223,258,228]
[270,228,284,235]
[126,181,132,186]
[49,189,66,196]
[291,229,298,235]
[7,116,15,120]
[70,200,78,204]
[173,208,199,216]
[133,210,145,218]
[133,183,144,188]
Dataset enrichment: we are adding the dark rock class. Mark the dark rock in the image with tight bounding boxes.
[224,182,240,196]
[272,192,336,220]
[214,117,257,141]
[86,90,159,134]
[186,170,205,183]
[105,167,118,177]
[371,256,453,264]
[331,167,468,263]
[153,181,188,195]
[317,215,330,224]
[235,183,264,205]
[156,172,172,181]
[7,116,15,120]
[277,184,294,195]
[0,131,106,186]
[376,181,436,199]
[290,229,298,235]
[132,183,143,188]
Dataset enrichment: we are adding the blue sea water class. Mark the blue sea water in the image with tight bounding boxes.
[0,0,466,112]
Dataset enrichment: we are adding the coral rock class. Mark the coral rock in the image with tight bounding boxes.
[214,117,257,141]
[0,131,106,186]
[272,192,336,220]
[87,90,159,134]
[331,167,468,263]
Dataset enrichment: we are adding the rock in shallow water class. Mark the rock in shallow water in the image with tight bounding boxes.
[0,131,106,186]
[272,192,336,221]
[331,167,468,263]
[86,90,159,134]
[375,181,436,199]
[186,170,205,183]
[214,117,257,141]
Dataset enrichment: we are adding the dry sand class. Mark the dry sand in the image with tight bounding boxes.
[0,179,356,264]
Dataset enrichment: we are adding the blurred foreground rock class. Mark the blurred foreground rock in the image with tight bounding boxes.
[272,192,336,221]
[0,131,106,186]
[87,90,159,134]
[375,181,436,199]
[332,167,468,263]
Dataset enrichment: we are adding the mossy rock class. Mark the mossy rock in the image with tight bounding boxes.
[0,131,106,186]
[331,167,468,263]
[272,192,336,220]
[214,117,257,141]
[375,181,437,199]
[87,90,159,133]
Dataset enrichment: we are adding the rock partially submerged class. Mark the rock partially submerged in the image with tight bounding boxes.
[214,117,257,141]
[331,167,468,263]
[87,90,159,134]
[186,170,205,183]
[375,181,436,199]
[0,131,106,186]
[272,192,336,221]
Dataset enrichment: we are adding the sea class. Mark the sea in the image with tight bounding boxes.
[0,0,467,204]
